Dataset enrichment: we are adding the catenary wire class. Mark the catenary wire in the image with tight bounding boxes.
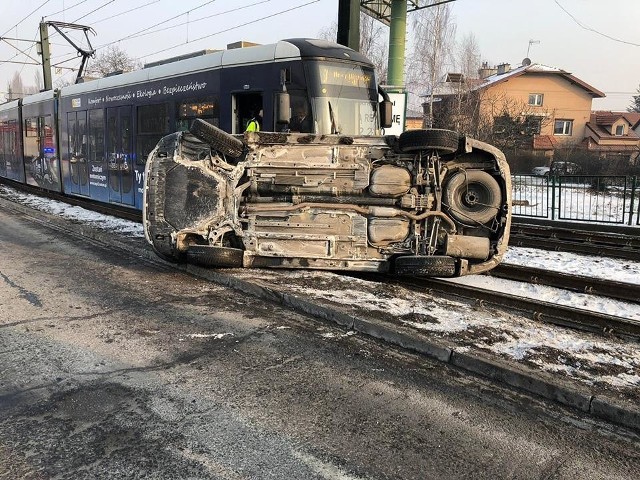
[1,0,51,37]
[140,0,319,59]
[97,0,271,46]
[555,0,640,47]
[43,0,91,19]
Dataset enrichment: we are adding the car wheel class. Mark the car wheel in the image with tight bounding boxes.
[186,245,244,268]
[398,129,459,154]
[394,255,457,277]
[443,170,502,225]
[189,119,245,159]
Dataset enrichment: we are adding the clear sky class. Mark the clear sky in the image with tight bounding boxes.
[0,0,638,110]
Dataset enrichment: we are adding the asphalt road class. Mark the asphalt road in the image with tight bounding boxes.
[1,207,639,479]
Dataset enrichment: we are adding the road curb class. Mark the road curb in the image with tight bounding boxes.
[2,195,639,433]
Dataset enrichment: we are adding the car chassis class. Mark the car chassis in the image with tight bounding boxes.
[144,120,511,277]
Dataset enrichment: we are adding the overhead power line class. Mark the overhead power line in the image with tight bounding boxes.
[1,0,51,37]
[71,0,117,23]
[98,0,271,47]
[555,0,640,47]
[100,0,217,48]
[140,0,319,59]
[43,0,91,19]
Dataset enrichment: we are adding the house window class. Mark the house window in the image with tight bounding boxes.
[528,93,544,106]
[615,124,625,136]
[554,119,573,135]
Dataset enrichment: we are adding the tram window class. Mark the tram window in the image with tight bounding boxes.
[89,109,105,162]
[176,98,218,131]
[137,103,170,165]
[24,118,38,137]
[138,103,169,134]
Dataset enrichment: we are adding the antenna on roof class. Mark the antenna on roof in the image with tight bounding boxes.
[522,57,532,67]
[527,39,540,58]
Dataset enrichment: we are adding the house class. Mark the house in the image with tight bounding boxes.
[424,61,607,157]
[584,111,640,160]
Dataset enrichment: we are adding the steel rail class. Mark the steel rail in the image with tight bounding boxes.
[490,263,640,304]
[385,276,640,341]
[510,234,640,261]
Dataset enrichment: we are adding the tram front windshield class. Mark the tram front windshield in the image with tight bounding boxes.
[305,61,378,136]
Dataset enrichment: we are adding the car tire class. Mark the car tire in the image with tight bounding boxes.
[186,245,244,268]
[394,255,457,277]
[398,129,459,154]
[443,170,502,225]
[189,119,245,159]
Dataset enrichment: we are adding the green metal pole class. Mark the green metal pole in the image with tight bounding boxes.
[387,0,407,91]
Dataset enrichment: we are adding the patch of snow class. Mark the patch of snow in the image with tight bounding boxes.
[505,246,640,285]
[186,333,233,339]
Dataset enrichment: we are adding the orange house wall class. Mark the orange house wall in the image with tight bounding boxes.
[481,73,594,144]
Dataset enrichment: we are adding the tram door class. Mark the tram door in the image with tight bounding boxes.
[232,92,263,134]
[106,106,134,205]
[67,111,89,196]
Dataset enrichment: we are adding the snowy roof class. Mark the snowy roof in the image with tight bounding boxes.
[479,63,605,98]
[426,63,605,99]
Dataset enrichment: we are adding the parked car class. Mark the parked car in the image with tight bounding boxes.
[550,161,581,175]
[531,166,550,176]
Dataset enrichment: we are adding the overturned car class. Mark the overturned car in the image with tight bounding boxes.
[144,120,511,277]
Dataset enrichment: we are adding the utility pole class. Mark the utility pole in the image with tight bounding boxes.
[38,21,96,88]
[39,21,52,91]
[337,0,360,51]
[386,0,407,91]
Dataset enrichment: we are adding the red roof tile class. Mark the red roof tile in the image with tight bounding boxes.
[532,135,557,150]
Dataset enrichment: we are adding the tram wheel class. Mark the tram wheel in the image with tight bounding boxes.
[186,245,244,268]
[398,129,459,154]
[189,119,245,159]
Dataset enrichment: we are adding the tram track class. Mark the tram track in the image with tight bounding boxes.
[3,181,640,341]
[511,219,640,261]
[489,263,640,304]
[380,275,640,341]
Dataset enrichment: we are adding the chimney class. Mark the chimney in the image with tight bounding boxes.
[478,62,498,79]
[497,63,511,75]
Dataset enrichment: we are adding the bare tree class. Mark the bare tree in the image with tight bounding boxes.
[407,3,457,125]
[5,71,40,100]
[88,45,142,78]
[457,33,481,81]
[628,83,640,113]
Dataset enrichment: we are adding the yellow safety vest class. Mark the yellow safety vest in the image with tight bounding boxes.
[246,118,260,132]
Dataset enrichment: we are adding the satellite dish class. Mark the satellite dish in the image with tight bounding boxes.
[522,57,532,66]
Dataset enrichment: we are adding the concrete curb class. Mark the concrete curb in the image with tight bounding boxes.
[2,195,639,432]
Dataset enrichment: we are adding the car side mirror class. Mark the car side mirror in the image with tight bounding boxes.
[275,91,290,125]
[380,100,393,129]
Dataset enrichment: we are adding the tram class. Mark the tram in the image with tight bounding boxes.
[0,38,389,210]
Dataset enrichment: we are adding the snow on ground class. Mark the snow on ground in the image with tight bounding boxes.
[504,247,640,285]
[447,275,640,320]
[0,185,143,237]
[240,269,640,389]
[2,184,639,390]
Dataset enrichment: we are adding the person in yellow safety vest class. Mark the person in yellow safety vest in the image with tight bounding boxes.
[245,109,263,132]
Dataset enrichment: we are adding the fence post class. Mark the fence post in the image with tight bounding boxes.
[550,175,556,220]
[630,175,638,226]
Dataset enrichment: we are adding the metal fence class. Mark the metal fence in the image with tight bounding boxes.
[511,174,640,225]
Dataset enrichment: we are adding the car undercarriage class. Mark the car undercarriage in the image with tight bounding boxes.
[144,120,511,277]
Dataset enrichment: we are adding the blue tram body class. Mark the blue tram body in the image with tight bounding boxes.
[22,91,61,192]
[0,100,24,183]
[0,39,382,211]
